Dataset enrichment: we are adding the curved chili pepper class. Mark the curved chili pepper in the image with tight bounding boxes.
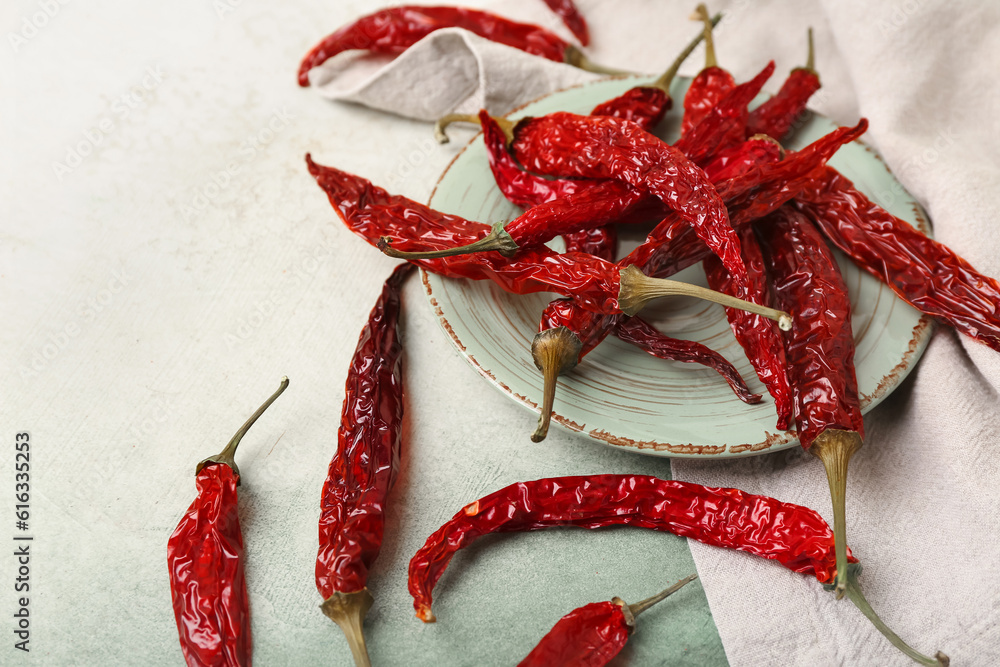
[746,28,821,141]
[167,378,289,667]
[316,263,412,667]
[539,0,589,46]
[562,225,617,261]
[703,225,791,429]
[798,166,1000,352]
[307,155,786,325]
[518,576,697,667]
[757,207,948,666]
[297,5,626,87]
[613,316,761,404]
[680,4,736,136]
[407,474,854,622]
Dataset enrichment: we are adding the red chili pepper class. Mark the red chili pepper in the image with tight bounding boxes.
[316,263,412,667]
[518,576,697,667]
[613,316,761,404]
[539,0,590,45]
[407,474,854,623]
[703,225,791,429]
[562,225,617,261]
[680,4,736,136]
[798,167,1000,352]
[297,5,624,87]
[755,206,862,603]
[746,28,821,141]
[167,378,289,667]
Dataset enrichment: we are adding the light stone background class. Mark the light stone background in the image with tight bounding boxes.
[2,0,999,666]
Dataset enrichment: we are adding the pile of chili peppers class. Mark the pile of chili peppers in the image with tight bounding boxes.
[163,1,1000,664]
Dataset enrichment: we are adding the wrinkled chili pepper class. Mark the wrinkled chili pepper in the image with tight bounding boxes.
[167,378,289,667]
[746,28,821,141]
[297,5,626,87]
[757,207,948,666]
[798,166,1000,352]
[613,316,761,404]
[703,224,791,429]
[539,0,590,45]
[518,576,697,667]
[680,4,736,136]
[407,474,855,622]
[307,155,786,324]
[562,225,617,261]
[316,263,412,667]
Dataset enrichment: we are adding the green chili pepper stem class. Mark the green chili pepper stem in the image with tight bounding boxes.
[617,265,792,329]
[826,564,949,666]
[321,589,375,667]
[810,428,861,599]
[624,574,698,621]
[806,27,816,72]
[692,4,718,70]
[651,12,723,93]
[530,326,583,442]
[196,376,289,482]
[434,113,515,145]
[563,45,636,77]
[377,222,518,260]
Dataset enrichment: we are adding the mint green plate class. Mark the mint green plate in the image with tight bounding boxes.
[424,76,933,457]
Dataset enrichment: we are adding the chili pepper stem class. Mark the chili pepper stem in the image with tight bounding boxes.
[810,428,862,599]
[620,574,698,626]
[321,589,375,667]
[691,4,718,69]
[530,326,583,442]
[196,376,289,482]
[617,265,792,329]
[434,113,514,145]
[805,27,816,74]
[377,221,518,259]
[825,564,949,666]
[651,12,722,92]
[563,45,635,77]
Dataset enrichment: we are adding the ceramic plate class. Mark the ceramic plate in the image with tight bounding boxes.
[424,76,933,457]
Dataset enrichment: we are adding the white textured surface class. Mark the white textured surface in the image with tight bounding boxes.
[3,0,998,665]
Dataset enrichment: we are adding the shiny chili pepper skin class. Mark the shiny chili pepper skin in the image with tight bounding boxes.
[168,464,250,667]
[613,316,761,404]
[590,86,670,129]
[298,6,570,86]
[408,474,854,621]
[746,67,821,141]
[540,0,590,45]
[682,66,736,136]
[798,167,1000,352]
[703,225,791,428]
[756,206,864,448]
[307,155,622,313]
[518,601,629,667]
[563,225,617,262]
[316,263,412,600]
[510,112,750,297]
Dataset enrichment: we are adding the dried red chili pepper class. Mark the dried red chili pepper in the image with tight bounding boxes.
[755,206,862,601]
[680,4,736,136]
[703,225,791,429]
[409,474,947,665]
[407,474,854,622]
[798,166,1000,352]
[539,0,589,46]
[757,207,948,666]
[297,5,625,87]
[518,576,697,667]
[746,28,821,141]
[307,155,787,325]
[167,377,289,667]
[316,263,412,667]
[613,316,761,404]
[562,225,617,261]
